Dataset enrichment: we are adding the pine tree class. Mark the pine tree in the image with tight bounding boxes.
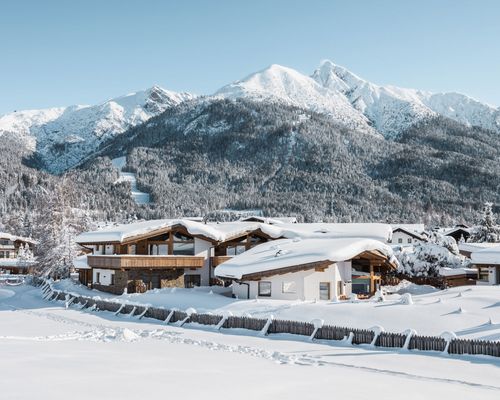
[469,202,500,243]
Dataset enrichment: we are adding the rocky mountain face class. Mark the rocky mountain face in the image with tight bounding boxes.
[0,86,194,173]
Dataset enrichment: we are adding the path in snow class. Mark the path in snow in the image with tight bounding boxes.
[111,156,150,204]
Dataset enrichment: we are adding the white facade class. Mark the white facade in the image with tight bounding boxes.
[183,238,213,286]
[390,230,423,246]
[92,268,115,286]
[232,261,352,301]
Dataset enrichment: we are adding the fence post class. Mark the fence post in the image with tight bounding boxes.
[403,329,417,350]
[216,311,233,330]
[259,315,274,336]
[309,319,324,341]
[369,325,385,347]
[440,331,457,355]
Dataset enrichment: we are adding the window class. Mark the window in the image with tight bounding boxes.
[398,238,403,244]
[479,268,489,282]
[282,281,296,294]
[110,274,115,286]
[0,252,4,259]
[172,232,195,255]
[96,272,101,284]
[319,282,330,300]
[185,274,201,288]
[337,281,343,297]
[258,281,272,297]
[226,244,246,256]
[407,238,412,243]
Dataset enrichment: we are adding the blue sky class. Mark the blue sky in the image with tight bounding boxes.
[1,0,499,114]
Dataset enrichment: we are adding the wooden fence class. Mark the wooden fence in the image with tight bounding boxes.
[32,277,500,359]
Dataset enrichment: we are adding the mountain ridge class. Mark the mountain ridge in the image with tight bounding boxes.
[1,60,499,174]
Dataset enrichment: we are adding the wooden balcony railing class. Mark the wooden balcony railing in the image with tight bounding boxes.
[212,256,233,267]
[87,255,205,269]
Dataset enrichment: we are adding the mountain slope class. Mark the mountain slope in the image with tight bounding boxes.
[215,64,376,135]
[0,86,195,173]
[84,98,500,224]
[312,60,500,137]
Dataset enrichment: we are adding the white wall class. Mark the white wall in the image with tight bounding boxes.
[92,268,115,286]
[232,262,352,301]
[391,231,421,246]
[183,238,212,286]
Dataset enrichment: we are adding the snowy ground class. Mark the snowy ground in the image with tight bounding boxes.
[53,279,500,340]
[112,156,150,204]
[1,284,500,400]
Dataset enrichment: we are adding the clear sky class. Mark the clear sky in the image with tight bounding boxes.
[1,0,499,114]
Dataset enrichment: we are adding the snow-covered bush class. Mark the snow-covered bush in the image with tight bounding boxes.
[395,232,468,277]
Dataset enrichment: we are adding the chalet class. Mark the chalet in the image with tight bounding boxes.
[390,225,426,246]
[470,245,500,285]
[0,232,37,274]
[74,220,393,295]
[215,237,398,300]
[443,226,471,243]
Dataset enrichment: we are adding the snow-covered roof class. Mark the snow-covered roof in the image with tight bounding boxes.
[458,242,499,254]
[391,224,425,234]
[215,238,397,280]
[72,255,90,270]
[75,219,226,244]
[392,226,425,240]
[0,259,37,267]
[239,216,298,224]
[471,245,500,265]
[76,219,393,245]
[442,226,471,236]
[0,232,37,245]
[438,267,477,277]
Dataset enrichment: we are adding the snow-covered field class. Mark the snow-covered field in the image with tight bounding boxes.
[1,284,500,400]
[53,279,500,340]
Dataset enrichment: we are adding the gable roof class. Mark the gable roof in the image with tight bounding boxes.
[75,220,393,245]
[471,245,500,265]
[0,232,37,245]
[392,227,425,240]
[215,237,398,280]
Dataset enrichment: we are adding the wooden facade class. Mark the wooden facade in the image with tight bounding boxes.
[87,255,204,269]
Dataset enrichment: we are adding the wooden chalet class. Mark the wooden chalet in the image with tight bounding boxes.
[74,220,274,294]
[215,237,398,301]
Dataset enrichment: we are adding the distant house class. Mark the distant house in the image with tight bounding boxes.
[75,219,393,295]
[470,245,500,285]
[215,237,398,300]
[443,226,471,243]
[390,225,426,246]
[0,232,37,274]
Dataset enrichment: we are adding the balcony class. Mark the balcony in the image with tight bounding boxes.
[87,255,205,269]
[212,256,233,267]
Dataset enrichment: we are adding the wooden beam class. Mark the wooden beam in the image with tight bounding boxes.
[242,260,332,281]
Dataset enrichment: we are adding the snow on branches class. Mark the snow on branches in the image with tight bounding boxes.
[396,232,468,277]
[469,202,500,243]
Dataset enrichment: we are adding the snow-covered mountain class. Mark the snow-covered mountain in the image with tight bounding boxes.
[2,60,499,174]
[312,60,500,137]
[215,64,376,135]
[0,86,195,173]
